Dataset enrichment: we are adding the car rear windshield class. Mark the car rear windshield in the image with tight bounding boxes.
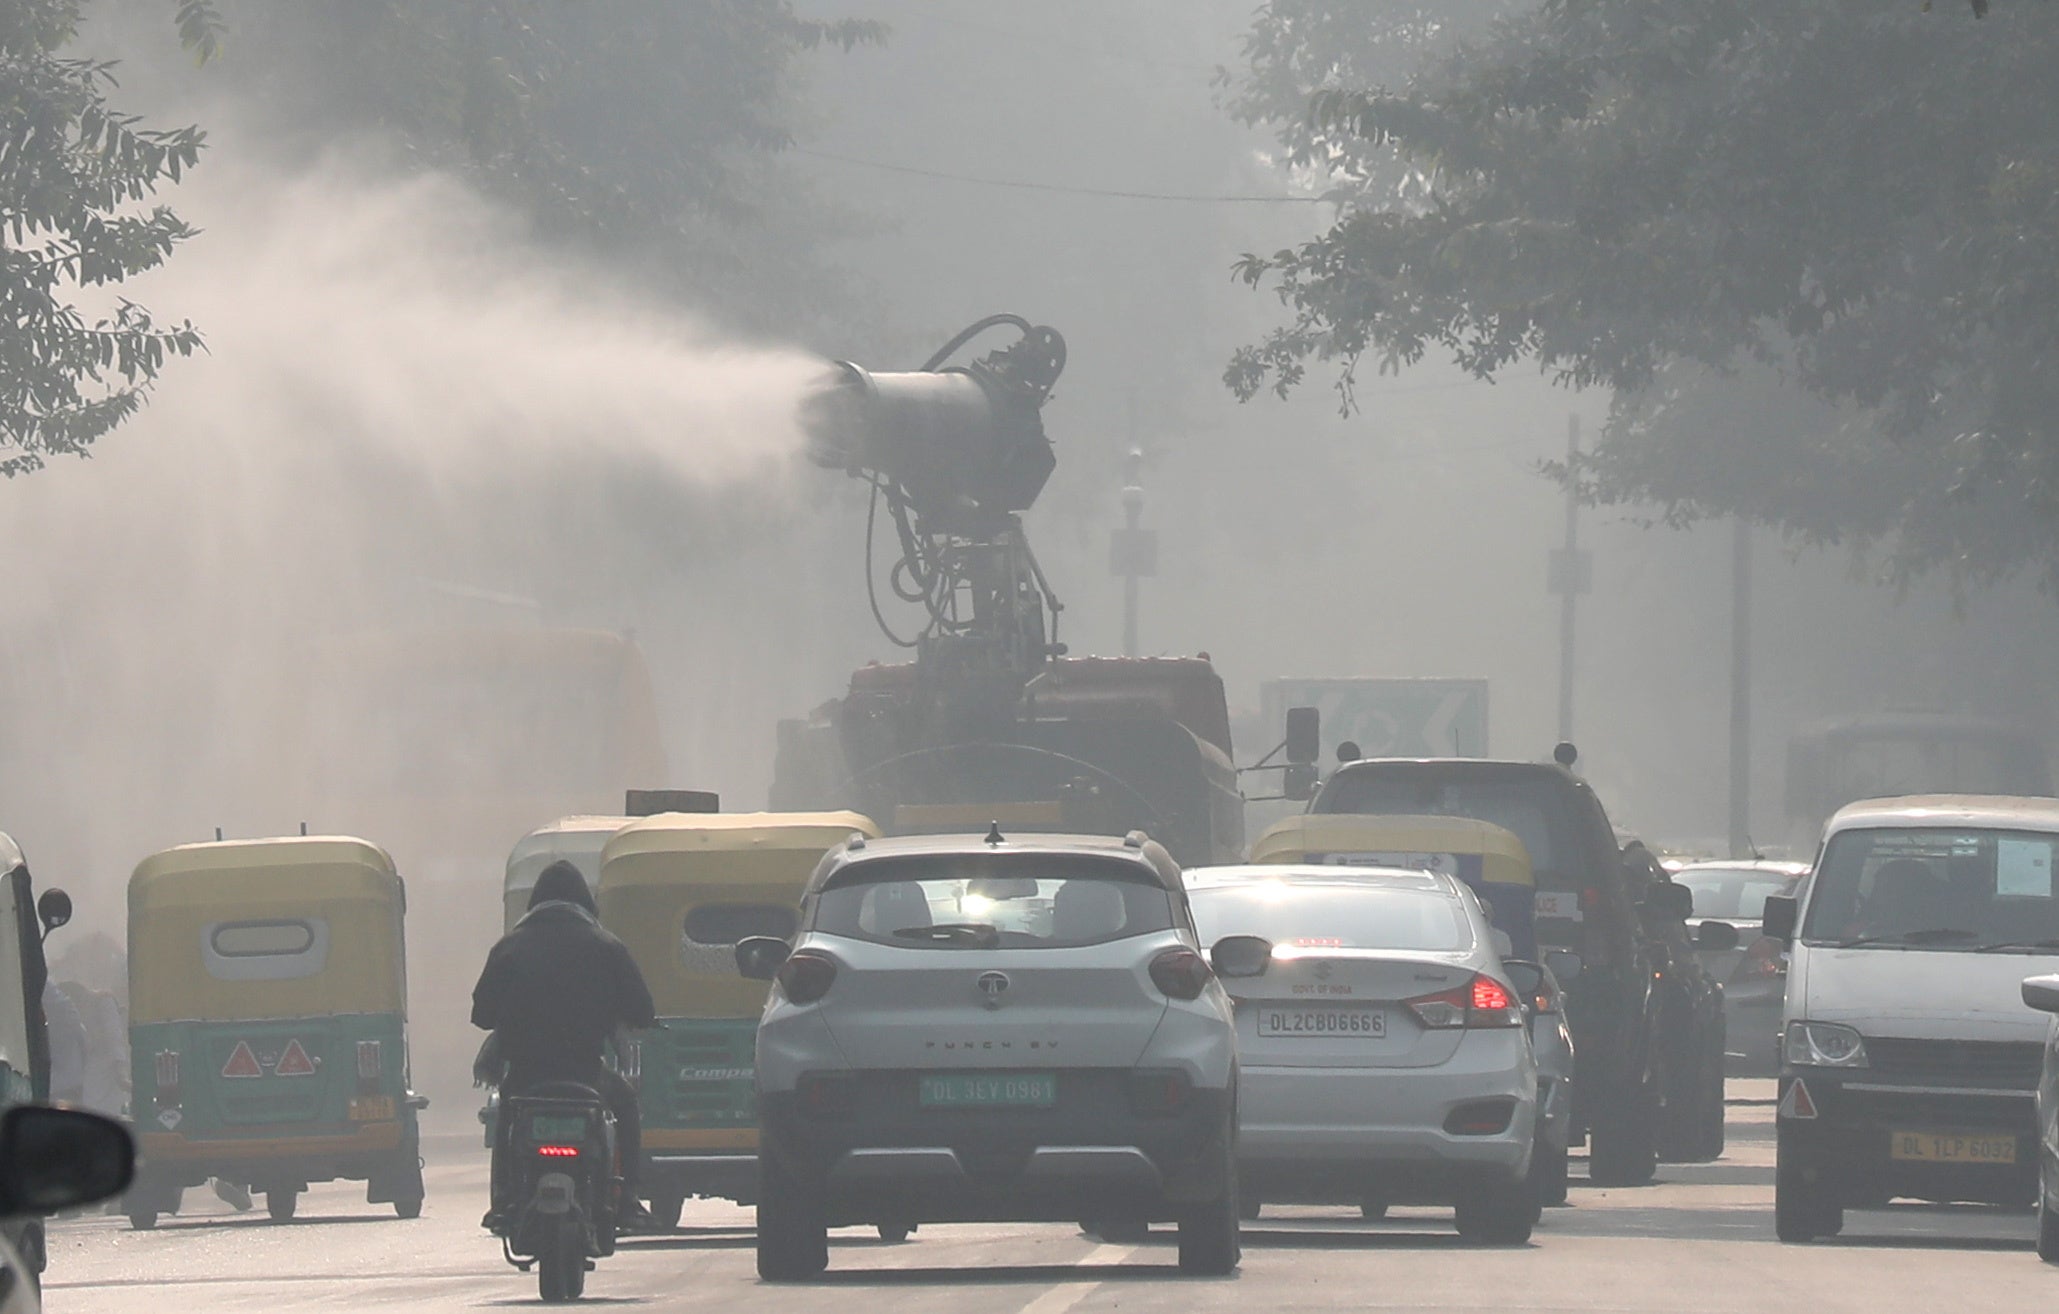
[1188,885,1474,953]
[1313,764,1588,889]
[1802,826,2059,949]
[1676,868,1797,921]
[812,854,1176,950]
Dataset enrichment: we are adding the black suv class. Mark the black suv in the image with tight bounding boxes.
[1308,757,1727,1184]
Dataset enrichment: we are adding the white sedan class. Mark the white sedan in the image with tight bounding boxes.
[1188,864,1540,1243]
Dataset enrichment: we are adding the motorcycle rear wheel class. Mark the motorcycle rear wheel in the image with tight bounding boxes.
[537,1223,586,1302]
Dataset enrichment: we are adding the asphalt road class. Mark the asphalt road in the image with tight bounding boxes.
[41,1084,2059,1313]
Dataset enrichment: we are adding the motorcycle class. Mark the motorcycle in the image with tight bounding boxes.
[489,1082,619,1303]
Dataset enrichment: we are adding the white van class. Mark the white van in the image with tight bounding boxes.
[1765,795,2059,1242]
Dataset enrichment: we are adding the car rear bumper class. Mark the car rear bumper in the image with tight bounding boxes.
[1236,1041,1534,1200]
[759,1069,1232,1224]
[1777,1071,2036,1206]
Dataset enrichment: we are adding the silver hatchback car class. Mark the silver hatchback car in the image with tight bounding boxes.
[1188,864,1541,1243]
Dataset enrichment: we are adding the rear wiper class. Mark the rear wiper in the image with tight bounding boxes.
[892,923,1000,948]
[1976,938,2059,953]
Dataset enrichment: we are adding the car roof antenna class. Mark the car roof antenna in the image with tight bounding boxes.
[985,822,1005,847]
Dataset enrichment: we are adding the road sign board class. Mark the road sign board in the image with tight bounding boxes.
[1261,678,1490,763]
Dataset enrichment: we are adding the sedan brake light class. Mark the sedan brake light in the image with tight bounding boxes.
[1405,973,1524,1029]
[1148,948,1213,1001]
[777,950,839,1005]
[1730,935,1785,984]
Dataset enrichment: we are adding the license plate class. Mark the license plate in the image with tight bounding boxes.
[1257,1008,1387,1038]
[917,1073,1056,1108]
[1889,1131,2018,1164]
[529,1113,590,1141]
[348,1095,395,1122]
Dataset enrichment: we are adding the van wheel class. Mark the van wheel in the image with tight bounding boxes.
[126,1209,157,1232]
[647,1191,685,1231]
[393,1196,423,1220]
[1588,1077,1658,1186]
[1453,1181,1538,1245]
[1774,1146,1841,1243]
[2039,1194,2059,1263]
[874,1222,911,1243]
[1176,1144,1240,1275]
[266,1190,298,1223]
[755,1153,827,1281]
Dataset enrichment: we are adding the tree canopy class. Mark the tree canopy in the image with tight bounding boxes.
[1227,0,2059,586]
[0,0,204,476]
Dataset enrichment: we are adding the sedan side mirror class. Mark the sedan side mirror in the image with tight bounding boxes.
[1762,893,1799,945]
[1696,920,1742,953]
[0,1105,134,1216]
[1209,935,1274,979]
[35,888,71,941]
[1502,960,1544,1012]
[2024,975,2059,1015]
[734,936,791,982]
[1544,948,1584,983]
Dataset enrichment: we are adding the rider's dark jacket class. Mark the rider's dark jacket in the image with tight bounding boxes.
[470,862,655,1087]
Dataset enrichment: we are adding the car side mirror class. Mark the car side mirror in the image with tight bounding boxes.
[734,936,791,982]
[35,888,71,940]
[1762,894,1799,945]
[1503,959,1544,1011]
[1209,935,1273,979]
[1696,920,1741,952]
[1284,706,1319,765]
[1544,948,1583,983]
[2025,975,2059,1015]
[0,1104,134,1216]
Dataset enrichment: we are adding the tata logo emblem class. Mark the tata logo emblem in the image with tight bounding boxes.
[976,971,1011,1009]
[1313,961,1333,982]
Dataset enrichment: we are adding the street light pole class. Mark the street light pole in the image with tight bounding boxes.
[1729,518,1754,857]
[1110,447,1155,658]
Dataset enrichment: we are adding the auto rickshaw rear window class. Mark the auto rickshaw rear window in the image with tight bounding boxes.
[683,905,798,948]
[201,917,331,980]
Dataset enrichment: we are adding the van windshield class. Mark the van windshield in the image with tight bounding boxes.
[1801,827,2059,950]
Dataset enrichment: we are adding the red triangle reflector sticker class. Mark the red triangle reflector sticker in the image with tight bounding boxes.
[221,1041,262,1079]
[1779,1078,1817,1121]
[274,1039,317,1078]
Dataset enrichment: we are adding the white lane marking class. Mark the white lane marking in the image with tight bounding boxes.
[1015,1244,1134,1314]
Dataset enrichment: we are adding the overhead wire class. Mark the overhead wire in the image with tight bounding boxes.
[790,146,1329,206]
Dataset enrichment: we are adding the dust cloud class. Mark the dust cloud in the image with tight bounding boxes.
[0,151,843,1112]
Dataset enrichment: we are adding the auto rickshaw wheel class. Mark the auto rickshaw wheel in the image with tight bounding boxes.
[393,1196,423,1220]
[126,1209,157,1232]
[266,1190,298,1223]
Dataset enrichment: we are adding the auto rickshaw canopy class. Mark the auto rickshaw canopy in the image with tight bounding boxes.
[129,836,407,1025]
[598,812,878,1015]
[1249,813,1538,956]
[503,816,632,931]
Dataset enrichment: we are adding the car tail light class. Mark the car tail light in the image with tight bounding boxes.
[536,1144,581,1158]
[1730,935,1785,984]
[1148,948,1213,1001]
[618,1038,643,1093]
[154,1050,181,1105]
[1127,1068,1192,1116]
[798,1071,857,1117]
[1406,974,1524,1029]
[777,950,839,1005]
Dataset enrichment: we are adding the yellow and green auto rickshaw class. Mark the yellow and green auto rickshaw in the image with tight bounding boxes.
[596,811,877,1228]
[126,836,425,1228]
[1249,813,1540,958]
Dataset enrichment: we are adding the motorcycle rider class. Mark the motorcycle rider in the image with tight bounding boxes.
[473,860,657,1229]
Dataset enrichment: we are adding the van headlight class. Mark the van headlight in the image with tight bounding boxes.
[1783,1020,1868,1069]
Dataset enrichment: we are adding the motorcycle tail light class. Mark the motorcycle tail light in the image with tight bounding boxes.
[536,1144,581,1158]
[777,950,838,1005]
[1148,948,1212,1001]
